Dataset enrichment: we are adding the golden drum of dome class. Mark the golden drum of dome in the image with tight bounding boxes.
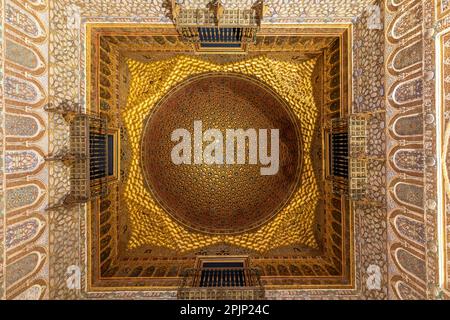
[141,74,303,234]
[123,55,319,253]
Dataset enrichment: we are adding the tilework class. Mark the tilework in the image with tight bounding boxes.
[2,0,49,300]
[1,0,445,300]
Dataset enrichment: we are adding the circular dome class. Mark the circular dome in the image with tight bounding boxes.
[141,73,302,234]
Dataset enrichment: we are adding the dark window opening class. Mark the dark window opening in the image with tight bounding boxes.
[198,27,245,49]
[200,42,242,48]
[331,132,348,179]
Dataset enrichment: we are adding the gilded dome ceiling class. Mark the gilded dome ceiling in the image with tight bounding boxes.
[141,74,302,234]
